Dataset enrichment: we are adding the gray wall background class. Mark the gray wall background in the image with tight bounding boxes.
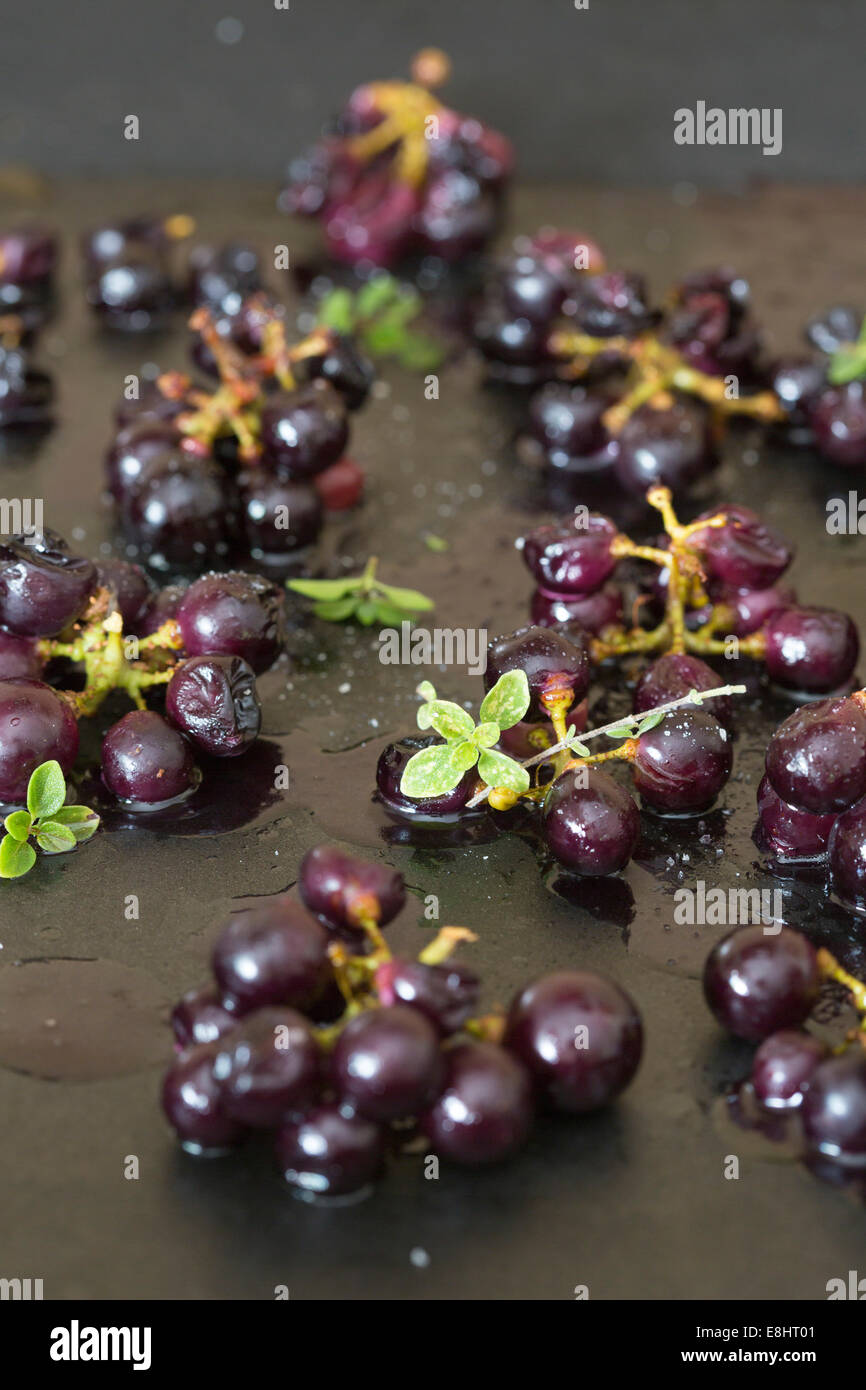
[1,0,862,186]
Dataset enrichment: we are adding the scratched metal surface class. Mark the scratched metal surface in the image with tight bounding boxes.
[0,180,865,1300]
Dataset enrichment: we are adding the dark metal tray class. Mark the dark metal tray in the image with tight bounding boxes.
[1,179,865,1300]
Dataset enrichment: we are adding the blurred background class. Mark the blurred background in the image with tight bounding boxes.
[1,0,861,187]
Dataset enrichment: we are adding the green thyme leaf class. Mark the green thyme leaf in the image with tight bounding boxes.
[35,822,77,855]
[636,711,665,734]
[397,334,445,371]
[604,723,639,741]
[569,740,591,758]
[0,835,36,879]
[355,276,401,319]
[4,810,32,841]
[379,583,435,613]
[424,534,449,552]
[477,748,531,796]
[316,288,355,333]
[355,599,379,626]
[287,577,361,601]
[372,601,411,627]
[416,680,437,702]
[312,596,360,622]
[417,699,475,741]
[51,805,100,842]
[363,322,405,355]
[827,344,866,386]
[472,721,500,748]
[399,740,479,799]
[479,670,530,731]
[27,760,66,820]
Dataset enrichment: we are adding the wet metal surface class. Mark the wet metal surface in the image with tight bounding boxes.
[1,180,865,1299]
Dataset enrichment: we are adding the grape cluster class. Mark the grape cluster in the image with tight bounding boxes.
[82,214,200,332]
[704,925,866,1180]
[0,226,58,430]
[770,305,866,468]
[0,533,283,807]
[474,240,778,493]
[161,844,643,1196]
[522,487,859,698]
[280,49,512,268]
[377,623,737,880]
[106,299,369,570]
[759,691,866,911]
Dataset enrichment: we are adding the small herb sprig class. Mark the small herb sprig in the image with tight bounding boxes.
[0,761,99,880]
[401,673,534,800]
[400,676,747,809]
[316,273,445,371]
[827,314,866,386]
[288,556,434,626]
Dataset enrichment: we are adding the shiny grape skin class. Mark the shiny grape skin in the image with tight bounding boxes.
[299,333,374,412]
[105,419,188,504]
[86,253,176,332]
[96,558,155,629]
[276,1103,385,1197]
[171,986,238,1051]
[331,1005,444,1122]
[236,471,323,557]
[177,572,284,674]
[526,383,612,462]
[633,652,733,729]
[314,456,365,511]
[719,582,796,638]
[763,605,858,694]
[0,631,43,680]
[161,1043,245,1155]
[0,531,96,637]
[828,798,866,911]
[186,242,262,311]
[702,926,820,1043]
[421,1040,534,1165]
[615,400,715,494]
[165,654,261,758]
[138,583,186,636]
[259,379,349,479]
[298,845,405,931]
[756,774,837,862]
[806,304,862,356]
[101,709,197,805]
[0,226,56,285]
[801,1050,866,1168]
[0,678,79,802]
[414,167,499,261]
[521,513,618,594]
[544,767,640,876]
[211,897,331,1013]
[376,735,478,819]
[751,1030,828,1111]
[484,625,590,721]
[212,1007,320,1127]
[689,504,792,591]
[374,957,480,1036]
[530,582,623,637]
[764,696,866,814]
[809,382,866,469]
[121,454,231,567]
[505,970,643,1113]
[575,271,654,338]
[768,356,825,428]
[633,708,733,815]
